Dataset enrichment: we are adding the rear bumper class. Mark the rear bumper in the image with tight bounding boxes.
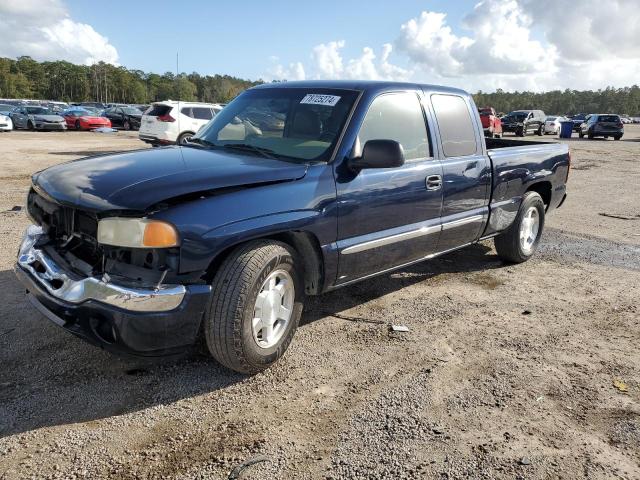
[15,226,211,357]
[138,133,175,145]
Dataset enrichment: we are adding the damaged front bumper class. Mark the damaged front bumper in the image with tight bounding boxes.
[17,225,186,312]
[15,225,211,357]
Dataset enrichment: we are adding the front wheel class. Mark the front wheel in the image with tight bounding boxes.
[75,120,81,131]
[494,191,545,263]
[537,125,544,136]
[204,240,304,374]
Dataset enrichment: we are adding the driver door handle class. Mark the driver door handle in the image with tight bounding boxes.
[426,175,442,191]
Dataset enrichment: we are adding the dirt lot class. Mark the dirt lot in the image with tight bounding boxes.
[0,128,639,480]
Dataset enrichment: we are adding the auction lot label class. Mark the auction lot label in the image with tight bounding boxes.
[300,94,341,106]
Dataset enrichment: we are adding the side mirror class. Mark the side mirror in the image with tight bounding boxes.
[349,139,405,170]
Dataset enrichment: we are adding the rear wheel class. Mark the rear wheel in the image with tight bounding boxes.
[537,125,543,136]
[75,120,81,130]
[204,240,304,374]
[614,135,622,140]
[123,120,131,131]
[494,192,545,263]
[177,132,194,145]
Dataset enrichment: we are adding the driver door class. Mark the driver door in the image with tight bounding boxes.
[335,91,443,283]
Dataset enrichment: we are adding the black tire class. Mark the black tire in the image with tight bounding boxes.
[204,240,304,374]
[123,120,131,131]
[579,132,584,138]
[75,120,81,131]
[494,191,545,264]
[614,135,622,141]
[27,120,35,131]
[537,125,543,136]
[588,131,594,139]
[177,132,194,145]
[517,126,525,137]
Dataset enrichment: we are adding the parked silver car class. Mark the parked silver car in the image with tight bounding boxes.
[9,106,67,131]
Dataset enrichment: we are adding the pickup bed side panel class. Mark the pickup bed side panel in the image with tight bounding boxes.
[483,142,569,236]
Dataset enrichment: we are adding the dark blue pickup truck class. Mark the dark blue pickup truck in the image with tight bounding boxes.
[15,81,569,373]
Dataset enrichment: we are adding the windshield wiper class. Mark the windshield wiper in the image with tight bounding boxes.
[222,143,278,159]
[183,137,217,148]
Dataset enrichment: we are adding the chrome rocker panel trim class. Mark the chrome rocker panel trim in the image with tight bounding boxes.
[341,215,485,255]
[16,225,186,312]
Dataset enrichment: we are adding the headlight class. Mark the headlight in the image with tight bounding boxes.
[97,218,179,248]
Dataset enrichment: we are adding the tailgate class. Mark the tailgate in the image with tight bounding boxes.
[139,104,172,135]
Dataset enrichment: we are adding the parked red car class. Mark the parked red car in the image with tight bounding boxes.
[478,107,502,138]
[62,109,112,130]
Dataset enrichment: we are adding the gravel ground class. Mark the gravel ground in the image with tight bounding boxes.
[0,128,639,479]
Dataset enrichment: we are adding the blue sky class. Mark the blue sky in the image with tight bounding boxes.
[2,0,639,92]
[66,0,476,79]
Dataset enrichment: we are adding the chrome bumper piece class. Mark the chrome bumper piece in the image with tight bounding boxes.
[16,225,186,312]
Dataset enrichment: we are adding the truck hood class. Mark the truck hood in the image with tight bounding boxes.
[32,146,308,212]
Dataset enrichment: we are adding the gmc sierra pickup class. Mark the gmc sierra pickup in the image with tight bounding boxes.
[15,81,570,374]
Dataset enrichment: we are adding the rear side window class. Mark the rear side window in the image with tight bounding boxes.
[147,104,172,117]
[357,92,430,161]
[431,94,477,157]
[192,107,213,120]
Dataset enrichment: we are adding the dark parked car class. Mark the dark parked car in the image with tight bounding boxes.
[9,106,66,131]
[579,114,624,140]
[501,110,546,136]
[0,104,16,115]
[570,113,588,132]
[16,81,569,374]
[103,106,142,130]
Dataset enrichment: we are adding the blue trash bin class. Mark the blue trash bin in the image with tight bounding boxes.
[559,121,573,138]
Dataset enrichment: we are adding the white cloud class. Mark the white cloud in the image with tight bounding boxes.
[396,2,559,90]
[264,0,640,92]
[0,0,118,65]
[269,41,409,82]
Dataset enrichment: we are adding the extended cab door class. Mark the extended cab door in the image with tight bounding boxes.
[428,93,491,252]
[335,90,443,283]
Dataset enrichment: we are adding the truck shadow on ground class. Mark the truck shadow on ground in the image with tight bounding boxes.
[0,242,500,438]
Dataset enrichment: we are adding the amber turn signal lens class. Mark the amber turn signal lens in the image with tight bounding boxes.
[142,221,179,247]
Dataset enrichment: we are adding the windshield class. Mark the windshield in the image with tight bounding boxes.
[546,116,557,121]
[193,88,360,162]
[506,112,527,121]
[598,115,619,123]
[26,107,50,115]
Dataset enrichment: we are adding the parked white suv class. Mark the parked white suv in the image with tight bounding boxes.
[139,101,224,145]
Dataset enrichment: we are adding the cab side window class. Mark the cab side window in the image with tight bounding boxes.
[431,94,478,157]
[357,92,430,161]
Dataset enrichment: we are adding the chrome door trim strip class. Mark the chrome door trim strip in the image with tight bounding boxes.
[341,224,440,255]
[333,242,474,288]
[441,214,484,231]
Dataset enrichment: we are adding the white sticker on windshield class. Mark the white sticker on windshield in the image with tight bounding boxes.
[300,94,341,106]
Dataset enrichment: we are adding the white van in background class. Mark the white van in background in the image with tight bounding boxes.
[139,101,224,145]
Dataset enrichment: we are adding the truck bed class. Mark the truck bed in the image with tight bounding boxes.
[482,136,570,237]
